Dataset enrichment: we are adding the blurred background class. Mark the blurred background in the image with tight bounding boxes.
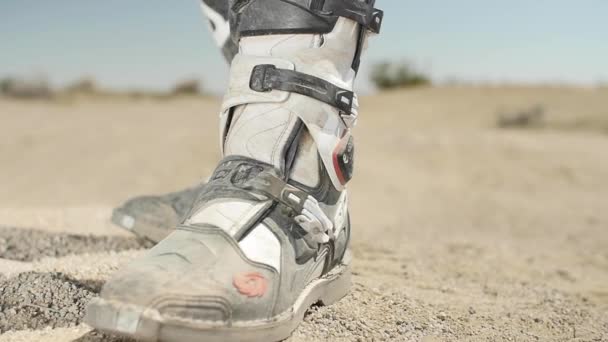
[1,1,607,341]
[2,1,607,94]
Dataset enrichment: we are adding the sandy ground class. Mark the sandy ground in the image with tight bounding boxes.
[1,86,607,341]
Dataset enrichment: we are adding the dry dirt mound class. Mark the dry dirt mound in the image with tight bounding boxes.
[0,272,97,333]
[0,227,151,262]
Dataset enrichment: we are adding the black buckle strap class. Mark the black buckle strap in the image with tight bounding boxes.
[250,64,356,115]
[241,170,334,244]
[321,0,383,34]
[241,171,309,213]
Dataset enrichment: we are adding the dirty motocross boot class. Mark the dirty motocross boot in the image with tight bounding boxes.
[111,183,206,243]
[111,0,237,242]
[87,1,382,341]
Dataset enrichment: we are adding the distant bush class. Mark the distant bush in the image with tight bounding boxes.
[370,61,431,90]
[65,78,97,94]
[0,74,208,100]
[0,76,52,99]
[171,79,201,96]
[0,78,14,96]
[497,105,545,129]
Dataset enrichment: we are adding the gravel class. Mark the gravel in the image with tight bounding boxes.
[289,279,608,342]
[0,272,99,333]
[73,330,135,342]
[0,226,151,262]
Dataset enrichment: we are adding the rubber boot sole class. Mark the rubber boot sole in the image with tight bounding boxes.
[85,253,351,342]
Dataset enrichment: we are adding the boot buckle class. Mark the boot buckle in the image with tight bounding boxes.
[244,172,335,244]
[250,64,358,128]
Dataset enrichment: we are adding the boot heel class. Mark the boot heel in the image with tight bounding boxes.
[318,266,352,306]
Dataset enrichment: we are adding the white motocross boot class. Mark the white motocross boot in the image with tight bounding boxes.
[86,1,383,341]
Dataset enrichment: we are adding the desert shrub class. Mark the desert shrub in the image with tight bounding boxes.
[0,78,15,94]
[65,78,97,94]
[371,61,431,90]
[497,105,545,129]
[0,76,52,99]
[171,79,201,96]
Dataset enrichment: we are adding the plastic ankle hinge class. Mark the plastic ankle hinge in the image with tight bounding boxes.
[250,64,358,124]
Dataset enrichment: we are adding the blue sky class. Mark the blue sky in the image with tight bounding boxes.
[1,0,606,94]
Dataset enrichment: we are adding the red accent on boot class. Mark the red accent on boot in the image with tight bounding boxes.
[233,272,268,298]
